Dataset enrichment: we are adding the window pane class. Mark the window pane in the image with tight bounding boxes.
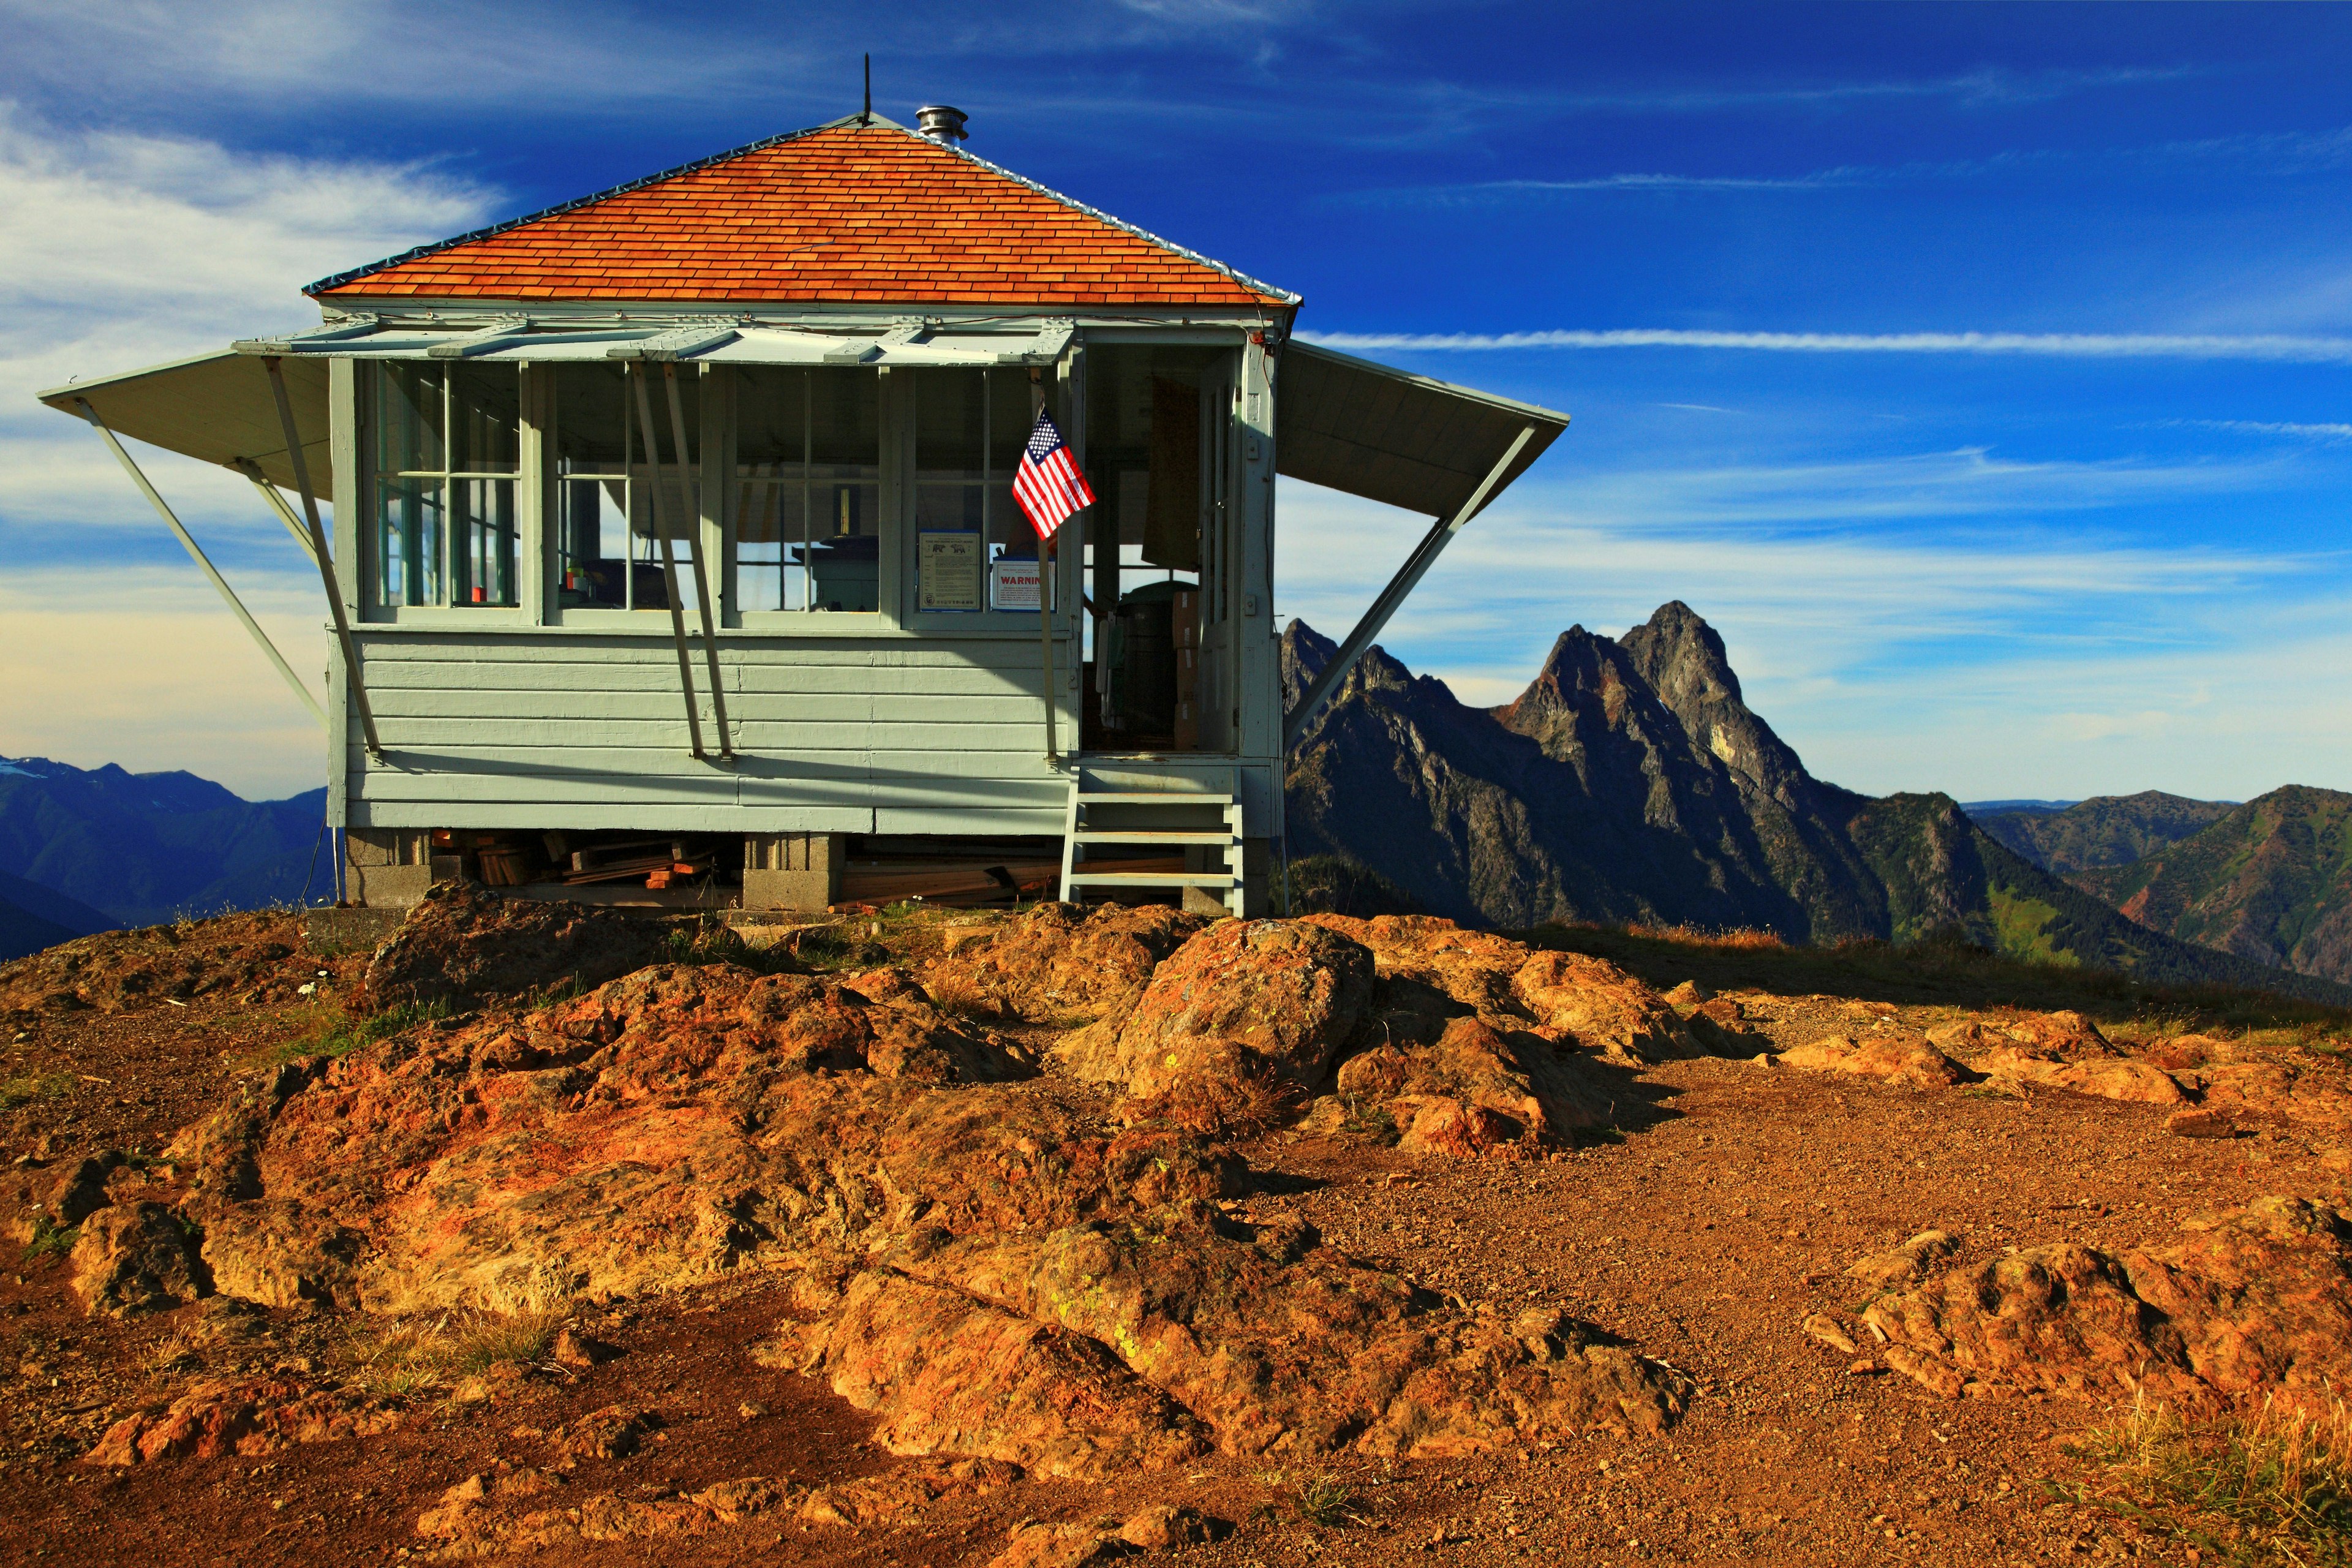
[737,368,808,466]
[557,476,627,608]
[916,369,984,480]
[552,366,630,608]
[915,484,983,531]
[549,363,703,613]
[736,466,805,612]
[377,364,443,474]
[374,477,442,607]
[739,366,878,613]
[808,368,880,472]
[804,527,876,612]
[454,479,518,606]
[990,371,1033,473]
[449,363,521,474]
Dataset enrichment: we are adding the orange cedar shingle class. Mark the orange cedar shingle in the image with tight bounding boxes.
[314,124,1289,308]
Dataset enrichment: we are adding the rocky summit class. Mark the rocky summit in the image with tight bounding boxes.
[1283,606,2352,1005]
[8,895,2352,1565]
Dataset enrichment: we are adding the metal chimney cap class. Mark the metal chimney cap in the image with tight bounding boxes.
[916,105,969,145]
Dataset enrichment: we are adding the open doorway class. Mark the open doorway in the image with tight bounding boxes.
[1080,343,1238,753]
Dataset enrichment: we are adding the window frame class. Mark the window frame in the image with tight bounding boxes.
[359,360,531,626]
[540,360,715,624]
[727,363,893,631]
[901,365,1055,632]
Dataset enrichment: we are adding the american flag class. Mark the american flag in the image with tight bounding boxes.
[1011,411,1094,541]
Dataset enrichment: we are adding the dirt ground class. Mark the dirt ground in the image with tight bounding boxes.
[4,914,2344,1566]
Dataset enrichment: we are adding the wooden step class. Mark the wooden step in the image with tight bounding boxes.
[1070,830,1235,845]
[1065,871,1238,888]
[1071,792,1233,807]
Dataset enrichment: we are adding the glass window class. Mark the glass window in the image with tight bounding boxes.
[371,363,519,609]
[912,369,1035,613]
[548,364,703,613]
[736,367,881,612]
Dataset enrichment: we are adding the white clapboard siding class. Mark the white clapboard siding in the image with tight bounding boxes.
[344,630,1073,831]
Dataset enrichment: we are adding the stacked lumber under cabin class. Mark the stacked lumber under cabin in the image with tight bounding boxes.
[423,829,722,892]
[559,839,712,891]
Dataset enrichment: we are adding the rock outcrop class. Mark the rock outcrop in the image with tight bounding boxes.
[1841,1196,2352,1415]
[88,1375,401,1464]
[173,963,1219,1312]
[69,1200,207,1316]
[153,916,1694,1482]
[775,1202,1684,1477]
[1052,919,1374,1100]
[413,1457,1023,1557]
[923,902,1210,1022]
[0,911,336,1017]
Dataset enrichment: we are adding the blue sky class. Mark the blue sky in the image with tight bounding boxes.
[2,1,2348,802]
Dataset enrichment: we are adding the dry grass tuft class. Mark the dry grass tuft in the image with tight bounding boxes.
[922,970,1012,1022]
[1293,1472,1362,1527]
[339,1267,571,1396]
[1126,1068,1300,1139]
[2075,1395,2352,1564]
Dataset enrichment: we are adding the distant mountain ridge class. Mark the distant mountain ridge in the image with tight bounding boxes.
[1283,606,2351,1004]
[2074,785,2352,986]
[1972,792,2237,875]
[0,756,329,938]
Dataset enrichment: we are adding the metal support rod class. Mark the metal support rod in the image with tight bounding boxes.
[75,398,326,729]
[1281,424,1538,753]
[629,364,709,760]
[260,358,385,757]
[232,459,320,564]
[664,364,734,760]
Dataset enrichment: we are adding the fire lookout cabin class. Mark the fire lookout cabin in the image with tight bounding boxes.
[40,105,1565,917]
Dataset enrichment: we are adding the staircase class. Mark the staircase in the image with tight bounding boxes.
[1058,768,1245,917]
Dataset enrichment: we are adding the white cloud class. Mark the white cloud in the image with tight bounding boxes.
[0,104,494,520]
[0,107,494,796]
[1302,327,2352,363]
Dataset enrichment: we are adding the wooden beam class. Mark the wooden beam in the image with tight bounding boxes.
[1281,423,1537,754]
[628,363,710,760]
[664,363,734,760]
[232,458,319,564]
[262,358,385,757]
[74,399,326,729]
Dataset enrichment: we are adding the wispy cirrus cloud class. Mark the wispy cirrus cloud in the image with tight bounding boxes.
[1303,327,2352,364]
[1343,125,2352,204]
[2171,418,2352,442]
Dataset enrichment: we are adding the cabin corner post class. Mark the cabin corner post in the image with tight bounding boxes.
[327,355,360,850]
[516,361,549,627]
[263,355,385,758]
[1056,342,1088,755]
[1237,333,1280,760]
[1031,366,1057,761]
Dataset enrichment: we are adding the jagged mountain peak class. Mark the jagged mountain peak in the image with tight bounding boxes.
[1621,601,1744,710]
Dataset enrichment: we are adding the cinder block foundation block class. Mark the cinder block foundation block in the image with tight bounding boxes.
[743,832,845,911]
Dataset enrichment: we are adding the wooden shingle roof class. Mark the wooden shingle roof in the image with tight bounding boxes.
[310,118,1296,309]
